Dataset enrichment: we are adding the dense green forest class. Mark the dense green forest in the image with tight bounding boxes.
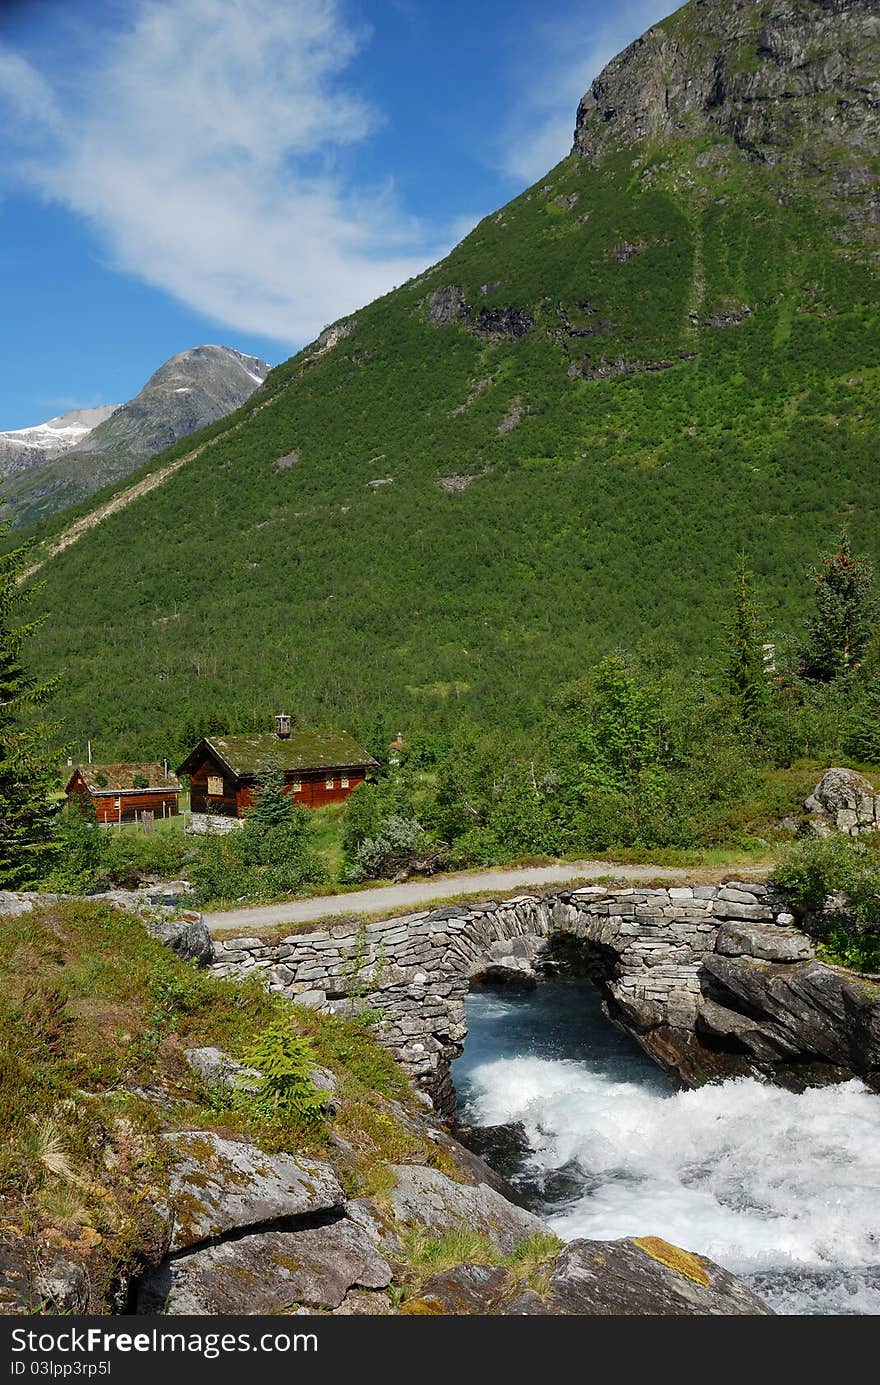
[7,55,877,763]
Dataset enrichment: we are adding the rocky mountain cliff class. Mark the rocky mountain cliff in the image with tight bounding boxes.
[576,0,880,234]
[21,0,880,750]
[1,345,270,527]
[0,404,118,480]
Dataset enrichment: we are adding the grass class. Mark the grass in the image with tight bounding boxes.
[305,803,347,878]
[0,897,461,1310]
[396,1228,563,1309]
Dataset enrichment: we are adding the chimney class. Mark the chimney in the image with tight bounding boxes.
[275,714,292,740]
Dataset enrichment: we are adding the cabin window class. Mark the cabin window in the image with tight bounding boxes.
[325,776,335,789]
[113,797,120,812]
[207,776,223,796]
[341,776,349,789]
[292,780,302,792]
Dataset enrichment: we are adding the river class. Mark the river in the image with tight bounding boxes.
[451,979,880,1315]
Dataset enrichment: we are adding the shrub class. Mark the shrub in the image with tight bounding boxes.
[240,1019,326,1124]
[347,814,447,882]
[188,812,327,904]
[773,833,880,971]
[341,776,417,858]
[101,829,194,886]
[818,921,880,973]
[45,801,103,891]
[773,833,880,923]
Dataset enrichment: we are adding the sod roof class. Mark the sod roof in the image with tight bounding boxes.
[178,730,377,778]
[70,763,180,794]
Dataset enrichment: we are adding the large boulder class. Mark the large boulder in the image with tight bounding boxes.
[162,1131,343,1252]
[501,1238,773,1316]
[182,1046,262,1092]
[401,1238,772,1315]
[385,1164,547,1254]
[137,1220,391,1314]
[715,921,812,962]
[149,916,214,965]
[804,768,879,836]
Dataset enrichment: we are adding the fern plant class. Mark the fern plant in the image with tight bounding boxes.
[242,1020,326,1124]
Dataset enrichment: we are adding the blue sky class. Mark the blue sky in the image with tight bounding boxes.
[0,0,673,428]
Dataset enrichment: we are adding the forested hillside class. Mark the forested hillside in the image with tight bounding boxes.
[17,0,880,757]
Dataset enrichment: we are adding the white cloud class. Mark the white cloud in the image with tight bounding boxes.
[496,1,674,185]
[0,0,458,345]
[0,44,61,133]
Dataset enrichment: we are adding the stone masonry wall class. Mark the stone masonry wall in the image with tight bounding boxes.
[211,880,809,1111]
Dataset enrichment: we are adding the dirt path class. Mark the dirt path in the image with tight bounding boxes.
[22,452,196,579]
[205,858,770,934]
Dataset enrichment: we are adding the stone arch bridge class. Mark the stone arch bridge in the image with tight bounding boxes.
[207,880,880,1113]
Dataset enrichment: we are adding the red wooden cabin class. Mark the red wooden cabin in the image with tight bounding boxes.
[177,720,378,817]
[66,763,181,824]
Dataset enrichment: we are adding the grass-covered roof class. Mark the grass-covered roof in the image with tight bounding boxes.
[72,763,180,794]
[182,730,377,778]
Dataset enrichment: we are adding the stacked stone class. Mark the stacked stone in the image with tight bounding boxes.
[210,879,809,1111]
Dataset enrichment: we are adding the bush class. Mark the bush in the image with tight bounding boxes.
[773,833,880,971]
[347,814,447,883]
[341,777,417,858]
[101,829,194,887]
[817,921,880,973]
[45,801,103,891]
[773,833,880,922]
[188,810,327,905]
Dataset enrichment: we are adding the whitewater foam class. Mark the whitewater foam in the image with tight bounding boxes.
[463,1054,880,1314]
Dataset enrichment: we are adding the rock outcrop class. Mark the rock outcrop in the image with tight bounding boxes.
[402,1237,772,1316]
[382,1164,547,1255]
[131,1119,770,1317]
[574,0,880,185]
[500,1237,772,1316]
[804,766,880,835]
[0,1244,89,1316]
[423,285,534,340]
[138,1220,393,1315]
[698,954,880,1086]
[160,1132,343,1253]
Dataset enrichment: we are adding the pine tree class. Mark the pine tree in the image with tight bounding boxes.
[246,766,294,826]
[800,533,876,682]
[721,556,770,724]
[0,506,60,885]
[844,674,880,764]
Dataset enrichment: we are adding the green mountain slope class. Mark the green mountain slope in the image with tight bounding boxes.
[20,0,880,756]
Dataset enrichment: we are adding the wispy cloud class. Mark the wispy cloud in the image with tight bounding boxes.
[0,0,458,346]
[495,1,674,184]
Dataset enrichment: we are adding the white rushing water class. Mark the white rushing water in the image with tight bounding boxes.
[455,989,880,1315]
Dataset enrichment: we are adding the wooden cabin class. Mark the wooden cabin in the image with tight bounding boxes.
[66,763,181,824]
[177,719,378,817]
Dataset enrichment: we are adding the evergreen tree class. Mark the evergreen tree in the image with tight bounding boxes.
[722,556,770,724]
[0,505,60,885]
[800,533,876,682]
[246,766,294,827]
[844,674,880,764]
